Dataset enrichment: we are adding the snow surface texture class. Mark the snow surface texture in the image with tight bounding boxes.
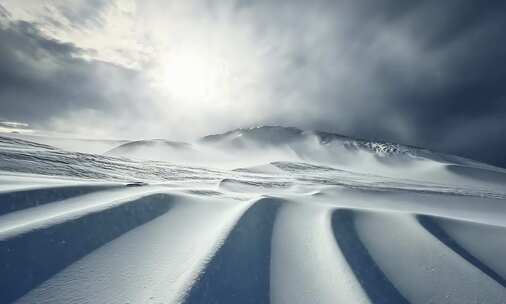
[1,126,506,304]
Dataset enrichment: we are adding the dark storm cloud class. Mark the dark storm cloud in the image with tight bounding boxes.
[356,0,506,166]
[0,10,152,135]
[234,0,506,167]
[0,0,505,167]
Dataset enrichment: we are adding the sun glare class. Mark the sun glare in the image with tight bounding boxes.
[156,48,231,105]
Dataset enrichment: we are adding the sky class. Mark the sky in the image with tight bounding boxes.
[0,0,505,167]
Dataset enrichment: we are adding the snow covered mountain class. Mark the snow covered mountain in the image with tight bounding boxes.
[106,126,506,187]
[200,126,488,165]
[1,127,506,304]
[105,139,194,162]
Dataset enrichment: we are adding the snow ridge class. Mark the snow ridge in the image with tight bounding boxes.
[1,129,506,304]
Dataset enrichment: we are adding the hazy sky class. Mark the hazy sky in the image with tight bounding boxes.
[0,0,505,167]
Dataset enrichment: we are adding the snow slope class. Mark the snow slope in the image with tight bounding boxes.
[1,127,506,304]
[1,132,128,154]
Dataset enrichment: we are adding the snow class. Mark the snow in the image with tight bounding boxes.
[1,126,506,304]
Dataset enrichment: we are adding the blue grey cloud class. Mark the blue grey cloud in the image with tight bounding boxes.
[0,1,505,167]
[0,9,154,137]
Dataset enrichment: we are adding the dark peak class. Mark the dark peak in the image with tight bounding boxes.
[200,126,304,145]
[108,139,190,151]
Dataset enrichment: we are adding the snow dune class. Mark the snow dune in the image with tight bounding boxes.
[1,126,506,303]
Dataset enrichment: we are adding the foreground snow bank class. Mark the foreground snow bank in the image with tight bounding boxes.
[1,129,506,304]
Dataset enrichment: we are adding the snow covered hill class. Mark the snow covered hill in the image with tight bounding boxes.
[105,139,194,162]
[1,127,506,303]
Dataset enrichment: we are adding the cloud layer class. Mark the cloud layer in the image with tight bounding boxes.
[0,0,505,167]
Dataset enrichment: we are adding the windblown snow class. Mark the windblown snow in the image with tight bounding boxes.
[1,126,506,304]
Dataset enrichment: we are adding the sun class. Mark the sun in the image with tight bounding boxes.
[155,47,232,105]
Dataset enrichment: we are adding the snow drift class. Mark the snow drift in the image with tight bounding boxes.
[1,126,506,304]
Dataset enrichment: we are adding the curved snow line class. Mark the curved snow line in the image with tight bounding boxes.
[218,178,293,194]
[0,184,122,216]
[270,202,370,304]
[417,215,506,287]
[331,209,409,304]
[0,171,121,189]
[419,215,506,281]
[182,197,282,304]
[0,186,169,239]
[315,186,506,227]
[0,193,176,304]
[353,210,506,303]
[15,195,254,304]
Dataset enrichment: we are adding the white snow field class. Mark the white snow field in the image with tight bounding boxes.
[1,126,506,304]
